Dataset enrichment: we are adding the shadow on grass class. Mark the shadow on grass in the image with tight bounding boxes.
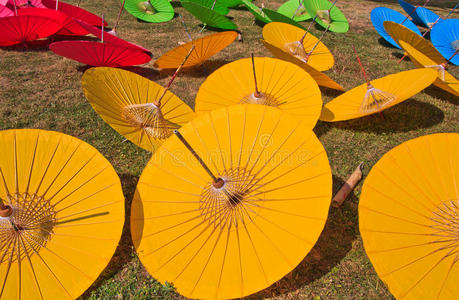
[80,173,139,299]
[377,37,397,49]
[322,99,444,133]
[0,39,52,52]
[424,85,459,104]
[249,175,359,299]
[156,58,232,78]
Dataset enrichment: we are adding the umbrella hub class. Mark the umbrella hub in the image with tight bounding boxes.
[200,169,261,226]
[241,92,281,107]
[451,40,459,51]
[284,41,310,63]
[316,9,331,24]
[0,192,56,261]
[295,4,307,17]
[360,84,397,114]
[425,64,446,82]
[138,1,156,14]
[430,199,459,242]
[122,103,180,140]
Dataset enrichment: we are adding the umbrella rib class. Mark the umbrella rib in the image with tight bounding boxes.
[446,135,458,199]
[359,205,432,229]
[148,161,205,188]
[54,219,122,228]
[0,167,11,202]
[0,238,15,297]
[243,107,267,172]
[246,200,325,222]
[136,214,202,240]
[15,237,21,299]
[18,234,43,300]
[24,132,40,195]
[160,144,208,182]
[209,112,227,172]
[249,194,329,202]
[226,108,233,168]
[237,108,247,172]
[55,201,118,222]
[436,250,459,298]
[361,228,453,238]
[140,181,202,197]
[31,135,62,197]
[190,121,220,178]
[13,132,18,196]
[426,138,450,197]
[215,224,232,298]
[235,224,244,295]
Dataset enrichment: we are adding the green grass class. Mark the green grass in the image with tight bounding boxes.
[0,0,457,299]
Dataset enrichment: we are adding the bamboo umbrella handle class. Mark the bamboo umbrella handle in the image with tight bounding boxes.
[332,162,364,208]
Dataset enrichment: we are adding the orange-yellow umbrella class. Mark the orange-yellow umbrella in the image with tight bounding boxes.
[0,129,124,299]
[81,67,195,152]
[384,21,459,98]
[131,104,332,299]
[153,31,238,70]
[262,22,334,72]
[194,56,323,129]
[262,41,344,91]
[359,133,459,299]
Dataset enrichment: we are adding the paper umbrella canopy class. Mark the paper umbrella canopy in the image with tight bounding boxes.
[131,104,332,299]
[320,68,437,122]
[194,56,323,129]
[81,67,195,152]
[0,129,124,299]
[359,133,459,299]
[384,21,459,98]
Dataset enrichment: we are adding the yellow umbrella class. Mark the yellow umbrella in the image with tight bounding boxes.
[262,22,334,72]
[194,56,323,129]
[262,40,344,91]
[153,31,238,70]
[320,46,437,122]
[359,133,459,300]
[0,129,124,299]
[81,65,195,152]
[131,104,332,299]
[384,21,459,98]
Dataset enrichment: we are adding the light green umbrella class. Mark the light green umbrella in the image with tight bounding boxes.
[181,1,238,30]
[277,0,312,22]
[304,0,349,33]
[263,8,306,30]
[241,0,271,23]
[123,0,174,23]
[220,0,250,8]
[180,0,229,15]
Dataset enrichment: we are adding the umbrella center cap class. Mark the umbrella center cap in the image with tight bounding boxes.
[317,10,331,24]
[138,1,156,14]
[360,85,397,114]
[431,199,459,241]
[122,103,180,140]
[295,5,307,17]
[451,40,459,51]
[0,193,57,260]
[284,41,310,63]
[241,92,281,107]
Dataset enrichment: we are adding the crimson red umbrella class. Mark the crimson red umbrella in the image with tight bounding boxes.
[75,19,151,55]
[0,9,64,46]
[41,0,107,26]
[50,39,151,67]
[0,5,13,17]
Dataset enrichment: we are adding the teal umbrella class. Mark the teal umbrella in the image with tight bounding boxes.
[180,0,229,15]
[181,1,238,30]
[263,8,306,30]
[123,0,174,23]
[277,0,311,22]
[304,0,349,33]
[241,0,270,23]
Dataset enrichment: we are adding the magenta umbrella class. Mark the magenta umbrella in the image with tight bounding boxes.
[0,4,14,17]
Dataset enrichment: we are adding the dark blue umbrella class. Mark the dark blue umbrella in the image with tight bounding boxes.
[414,6,440,28]
[431,18,459,65]
[371,7,421,49]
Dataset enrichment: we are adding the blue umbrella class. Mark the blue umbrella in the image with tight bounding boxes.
[371,7,421,49]
[414,6,441,28]
[398,0,422,24]
[431,19,459,65]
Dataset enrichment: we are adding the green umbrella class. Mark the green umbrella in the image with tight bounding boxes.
[241,0,271,23]
[304,0,349,33]
[220,0,250,8]
[123,0,174,23]
[263,8,306,30]
[181,1,238,30]
[180,0,229,15]
[277,0,312,22]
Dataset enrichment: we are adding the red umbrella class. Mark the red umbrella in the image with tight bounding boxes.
[0,5,14,17]
[75,18,151,55]
[0,9,64,46]
[41,0,107,27]
[6,0,45,9]
[50,16,151,67]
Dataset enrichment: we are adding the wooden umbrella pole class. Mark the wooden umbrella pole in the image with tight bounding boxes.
[305,24,330,60]
[179,14,193,41]
[101,14,104,43]
[77,0,82,7]
[56,0,59,10]
[447,49,459,64]
[298,0,337,49]
[291,0,304,20]
[12,0,17,16]
[332,163,364,208]
[113,0,127,33]
[154,45,195,107]
[352,45,371,86]
[251,54,261,97]
[173,130,220,185]
[402,0,431,25]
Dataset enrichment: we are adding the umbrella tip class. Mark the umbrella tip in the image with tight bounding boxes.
[0,205,13,218]
[213,178,225,189]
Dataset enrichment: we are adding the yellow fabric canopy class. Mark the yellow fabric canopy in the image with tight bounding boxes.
[131,104,332,299]
[0,129,124,299]
[360,133,459,299]
[262,22,334,72]
[153,31,238,69]
[320,68,437,122]
[81,67,195,152]
[194,56,323,129]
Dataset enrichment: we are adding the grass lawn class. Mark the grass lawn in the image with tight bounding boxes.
[0,0,457,299]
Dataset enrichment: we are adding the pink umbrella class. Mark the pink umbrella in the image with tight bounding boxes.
[0,8,64,46]
[50,15,151,67]
[0,5,14,17]
[41,0,107,27]
[6,0,45,8]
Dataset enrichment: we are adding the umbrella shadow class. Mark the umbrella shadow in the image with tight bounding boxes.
[156,58,232,78]
[249,175,359,299]
[0,39,52,52]
[321,99,444,133]
[377,37,397,49]
[123,66,169,81]
[424,85,459,105]
[80,173,139,299]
